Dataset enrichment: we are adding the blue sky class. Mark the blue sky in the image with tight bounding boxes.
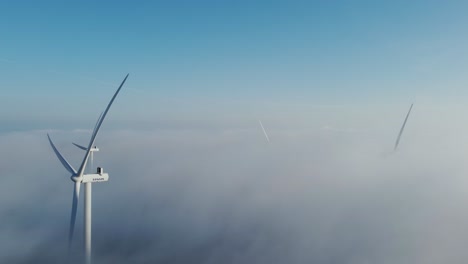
[1,1,468,131]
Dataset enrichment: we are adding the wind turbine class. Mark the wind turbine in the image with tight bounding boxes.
[47,74,129,264]
[394,103,414,151]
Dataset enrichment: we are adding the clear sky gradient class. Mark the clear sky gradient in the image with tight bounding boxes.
[1,1,468,131]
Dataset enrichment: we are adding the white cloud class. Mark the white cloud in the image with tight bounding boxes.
[2,105,468,263]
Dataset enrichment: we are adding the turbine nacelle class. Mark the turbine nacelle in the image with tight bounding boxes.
[82,167,109,183]
[90,147,99,152]
[82,173,109,183]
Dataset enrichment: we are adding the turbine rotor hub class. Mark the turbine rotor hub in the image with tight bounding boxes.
[71,175,82,183]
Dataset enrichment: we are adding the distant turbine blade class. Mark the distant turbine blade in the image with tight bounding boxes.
[68,182,81,250]
[72,143,88,151]
[77,74,129,177]
[259,120,270,142]
[47,134,77,175]
[394,103,414,151]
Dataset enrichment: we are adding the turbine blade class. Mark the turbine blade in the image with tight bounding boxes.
[259,120,270,142]
[47,134,77,175]
[77,74,129,177]
[72,143,88,151]
[91,111,104,140]
[394,103,414,151]
[68,182,81,250]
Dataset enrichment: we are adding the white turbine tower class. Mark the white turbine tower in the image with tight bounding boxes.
[47,74,129,264]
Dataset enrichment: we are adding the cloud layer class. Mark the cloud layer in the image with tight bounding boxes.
[2,109,468,263]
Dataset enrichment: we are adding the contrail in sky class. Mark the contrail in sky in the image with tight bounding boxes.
[258,120,270,142]
[394,103,414,151]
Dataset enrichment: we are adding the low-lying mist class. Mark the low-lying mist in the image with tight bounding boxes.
[2,106,468,263]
